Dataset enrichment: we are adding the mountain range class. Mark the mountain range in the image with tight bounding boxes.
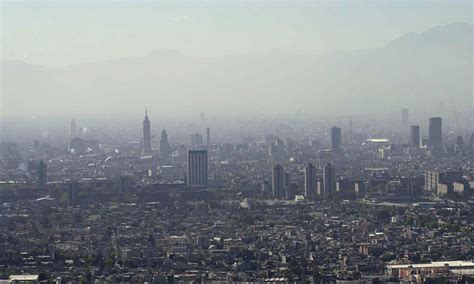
[1,22,472,117]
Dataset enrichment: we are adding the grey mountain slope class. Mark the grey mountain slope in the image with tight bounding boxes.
[1,23,472,116]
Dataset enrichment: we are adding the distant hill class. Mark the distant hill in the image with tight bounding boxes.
[1,23,472,116]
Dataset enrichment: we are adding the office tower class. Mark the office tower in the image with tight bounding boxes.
[37,160,47,188]
[272,164,285,199]
[410,125,420,148]
[323,162,336,197]
[261,180,271,196]
[143,108,152,153]
[304,163,316,200]
[331,126,342,151]
[70,120,77,138]
[206,128,211,147]
[401,109,409,128]
[159,130,172,158]
[287,183,297,200]
[187,150,208,186]
[190,133,204,148]
[284,172,290,199]
[456,136,465,148]
[428,117,442,152]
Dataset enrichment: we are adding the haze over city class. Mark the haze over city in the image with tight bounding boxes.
[1,1,474,283]
[1,1,473,118]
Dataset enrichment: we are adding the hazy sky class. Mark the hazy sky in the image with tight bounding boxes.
[1,0,472,67]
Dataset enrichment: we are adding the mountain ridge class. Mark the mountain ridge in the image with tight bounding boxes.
[1,22,472,116]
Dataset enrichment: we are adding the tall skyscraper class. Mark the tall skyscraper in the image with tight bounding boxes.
[456,136,465,148]
[304,163,316,200]
[37,160,47,188]
[410,125,420,148]
[190,133,204,149]
[331,126,342,152]
[429,117,442,152]
[401,109,409,128]
[284,171,290,199]
[143,108,152,153]
[159,130,172,158]
[323,162,336,197]
[272,164,285,199]
[206,128,211,148]
[187,150,208,186]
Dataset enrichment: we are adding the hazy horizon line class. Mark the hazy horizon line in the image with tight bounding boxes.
[1,21,471,68]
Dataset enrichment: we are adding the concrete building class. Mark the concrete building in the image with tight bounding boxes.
[187,150,208,186]
[159,130,172,159]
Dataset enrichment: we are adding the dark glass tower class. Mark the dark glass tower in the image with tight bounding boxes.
[304,163,316,200]
[37,160,47,188]
[272,164,285,199]
[323,162,336,197]
[331,126,342,152]
[429,117,442,152]
[410,125,420,148]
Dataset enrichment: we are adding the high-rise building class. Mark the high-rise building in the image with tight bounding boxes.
[287,183,297,200]
[304,163,316,200]
[159,130,172,158]
[429,117,442,152]
[272,164,285,199]
[206,128,211,148]
[323,162,336,197]
[331,126,342,152]
[284,171,290,199]
[37,160,47,188]
[143,108,152,153]
[456,136,465,148]
[187,150,208,186]
[190,133,204,149]
[401,109,409,128]
[410,125,420,148]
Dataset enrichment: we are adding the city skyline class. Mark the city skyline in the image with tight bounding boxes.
[0,1,473,282]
